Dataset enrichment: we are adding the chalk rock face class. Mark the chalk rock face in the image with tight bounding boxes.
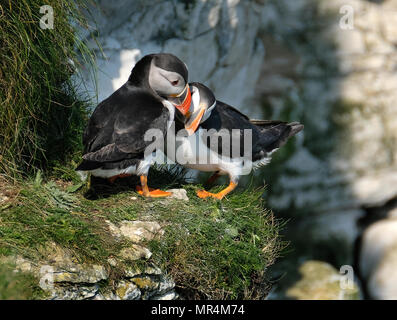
[118,221,164,243]
[255,0,397,298]
[166,189,189,201]
[82,0,266,119]
[359,217,397,299]
[11,238,177,300]
[256,0,397,213]
[285,260,360,300]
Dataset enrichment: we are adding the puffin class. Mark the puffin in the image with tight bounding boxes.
[75,53,193,197]
[167,82,304,200]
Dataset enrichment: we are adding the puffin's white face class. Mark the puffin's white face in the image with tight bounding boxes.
[148,60,186,97]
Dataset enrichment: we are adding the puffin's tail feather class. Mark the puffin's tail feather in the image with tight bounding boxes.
[250,119,303,138]
[250,119,304,135]
[75,160,103,182]
[75,160,102,171]
[287,122,304,138]
[249,119,285,126]
[252,120,303,152]
[271,122,303,150]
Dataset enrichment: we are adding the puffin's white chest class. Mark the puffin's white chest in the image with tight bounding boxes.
[170,129,244,178]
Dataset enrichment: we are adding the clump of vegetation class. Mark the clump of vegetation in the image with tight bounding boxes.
[0,0,94,179]
[147,185,284,299]
[0,172,119,264]
[0,167,283,299]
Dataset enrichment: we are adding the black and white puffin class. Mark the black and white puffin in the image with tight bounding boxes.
[76,53,192,197]
[168,82,304,200]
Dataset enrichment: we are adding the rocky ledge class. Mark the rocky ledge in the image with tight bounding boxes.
[8,219,177,300]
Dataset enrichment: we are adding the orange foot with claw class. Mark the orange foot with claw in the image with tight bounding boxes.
[136,175,172,198]
[196,181,237,200]
[196,190,224,200]
[136,186,172,198]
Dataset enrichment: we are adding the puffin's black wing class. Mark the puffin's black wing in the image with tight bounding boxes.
[199,101,261,157]
[81,85,135,155]
[200,101,303,160]
[77,86,168,168]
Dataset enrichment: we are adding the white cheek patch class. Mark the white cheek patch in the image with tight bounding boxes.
[148,61,169,94]
[189,86,200,114]
[162,99,176,129]
[188,85,216,124]
[148,60,184,96]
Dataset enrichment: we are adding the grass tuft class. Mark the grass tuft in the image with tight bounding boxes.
[0,0,94,179]
[0,174,117,264]
[144,184,285,299]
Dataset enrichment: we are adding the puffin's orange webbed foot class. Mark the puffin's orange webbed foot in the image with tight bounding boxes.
[136,175,172,198]
[196,181,237,200]
[196,190,224,200]
[136,186,172,198]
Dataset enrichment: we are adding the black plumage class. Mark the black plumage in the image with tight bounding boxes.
[76,53,191,198]
[76,83,169,172]
[77,53,189,176]
[189,82,303,163]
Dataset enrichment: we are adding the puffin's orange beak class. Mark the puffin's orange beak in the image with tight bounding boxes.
[185,104,206,136]
[171,85,191,116]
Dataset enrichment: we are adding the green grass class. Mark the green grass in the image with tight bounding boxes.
[0,166,284,300]
[0,173,118,264]
[0,262,43,300]
[0,0,94,179]
[147,185,284,299]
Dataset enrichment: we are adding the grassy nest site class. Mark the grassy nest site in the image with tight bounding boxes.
[0,167,284,299]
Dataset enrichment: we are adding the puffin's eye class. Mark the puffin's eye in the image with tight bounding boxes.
[171,80,179,86]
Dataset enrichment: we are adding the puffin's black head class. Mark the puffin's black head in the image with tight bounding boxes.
[128,53,191,116]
